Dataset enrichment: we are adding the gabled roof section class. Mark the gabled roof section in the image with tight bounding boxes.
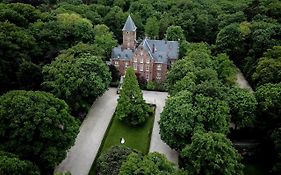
[122,15,137,32]
[138,38,179,64]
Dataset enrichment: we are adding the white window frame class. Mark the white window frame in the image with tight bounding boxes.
[115,61,119,66]
[133,63,137,70]
[134,57,137,63]
[125,62,128,68]
[140,57,143,63]
[146,58,150,64]
[157,64,162,71]
[146,74,149,81]
[139,64,143,71]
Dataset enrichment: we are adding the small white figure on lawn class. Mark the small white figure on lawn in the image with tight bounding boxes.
[120,137,125,144]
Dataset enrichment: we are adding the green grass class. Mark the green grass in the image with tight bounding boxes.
[88,105,155,175]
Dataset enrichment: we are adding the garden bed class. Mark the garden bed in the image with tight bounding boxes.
[88,104,155,175]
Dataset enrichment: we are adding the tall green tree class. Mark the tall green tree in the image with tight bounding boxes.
[119,152,185,175]
[93,24,117,59]
[255,83,281,131]
[227,87,257,129]
[253,46,281,86]
[0,151,40,175]
[166,25,186,41]
[115,67,149,125]
[181,132,244,175]
[159,90,230,150]
[43,52,111,118]
[144,16,159,39]
[0,90,79,172]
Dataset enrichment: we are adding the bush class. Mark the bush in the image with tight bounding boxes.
[0,151,40,175]
[96,146,135,175]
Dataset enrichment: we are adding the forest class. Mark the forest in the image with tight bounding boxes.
[0,0,280,174]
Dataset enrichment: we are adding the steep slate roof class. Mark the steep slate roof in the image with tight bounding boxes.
[122,15,137,31]
[141,38,179,63]
[112,46,134,60]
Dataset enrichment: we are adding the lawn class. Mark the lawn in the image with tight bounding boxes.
[88,105,155,175]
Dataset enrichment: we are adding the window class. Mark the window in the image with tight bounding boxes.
[140,51,143,56]
[157,64,161,71]
[139,64,143,71]
[133,63,137,70]
[146,59,150,64]
[156,72,161,80]
[134,57,137,62]
[146,65,149,72]
[140,57,143,63]
[146,74,149,80]
[125,62,129,68]
[115,61,119,66]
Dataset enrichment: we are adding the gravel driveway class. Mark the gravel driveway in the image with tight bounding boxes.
[55,88,177,175]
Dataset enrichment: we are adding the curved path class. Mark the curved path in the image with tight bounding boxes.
[55,88,177,175]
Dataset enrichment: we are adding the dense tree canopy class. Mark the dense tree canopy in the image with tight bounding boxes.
[119,152,185,175]
[227,87,257,129]
[181,132,244,175]
[115,67,149,125]
[96,146,135,175]
[159,90,230,150]
[43,51,111,118]
[0,90,79,172]
[0,151,40,175]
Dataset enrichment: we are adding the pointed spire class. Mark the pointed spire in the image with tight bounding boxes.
[122,15,137,32]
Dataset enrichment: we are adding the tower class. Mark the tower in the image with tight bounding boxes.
[122,15,137,50]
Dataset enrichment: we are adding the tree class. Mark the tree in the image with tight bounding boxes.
[0,21,38,94]
[144,16,159,39]
[42,53,111,118]
[119,152,185,175]
[255,83,281,130]
[0,151,40,175]
[96,146,135,175]
[252,46,281,86]
[227,87,257,129]
[159,90,230,150]
[181,132,244,175]
[93,24,117,59]
[166,25,186,41]
[115,67,149,125]
[0,90,79,172]
[167,58,195,92]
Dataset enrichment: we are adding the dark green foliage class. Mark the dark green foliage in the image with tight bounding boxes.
[226,87,257,129]
[271,128,281,174]
[115,67,149,125]
[43,52,111,118]
[96,146,134,175]
[119,152,186,175]
[253,46,281,86]
[0,151,40,175]
[181,132,244,175]
[255,83,281,130]
[0,90,79,172]
[159,90,230,150]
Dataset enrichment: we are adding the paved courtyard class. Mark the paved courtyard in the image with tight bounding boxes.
[55,88,177,175]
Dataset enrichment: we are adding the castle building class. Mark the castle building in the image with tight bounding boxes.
[111,15,179,82]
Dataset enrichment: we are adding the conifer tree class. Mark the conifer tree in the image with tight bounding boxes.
[115,68,149,125]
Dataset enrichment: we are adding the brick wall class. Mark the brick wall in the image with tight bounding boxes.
[122,31,136,49]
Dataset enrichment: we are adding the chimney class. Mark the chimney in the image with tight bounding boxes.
[152,44,155,53]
